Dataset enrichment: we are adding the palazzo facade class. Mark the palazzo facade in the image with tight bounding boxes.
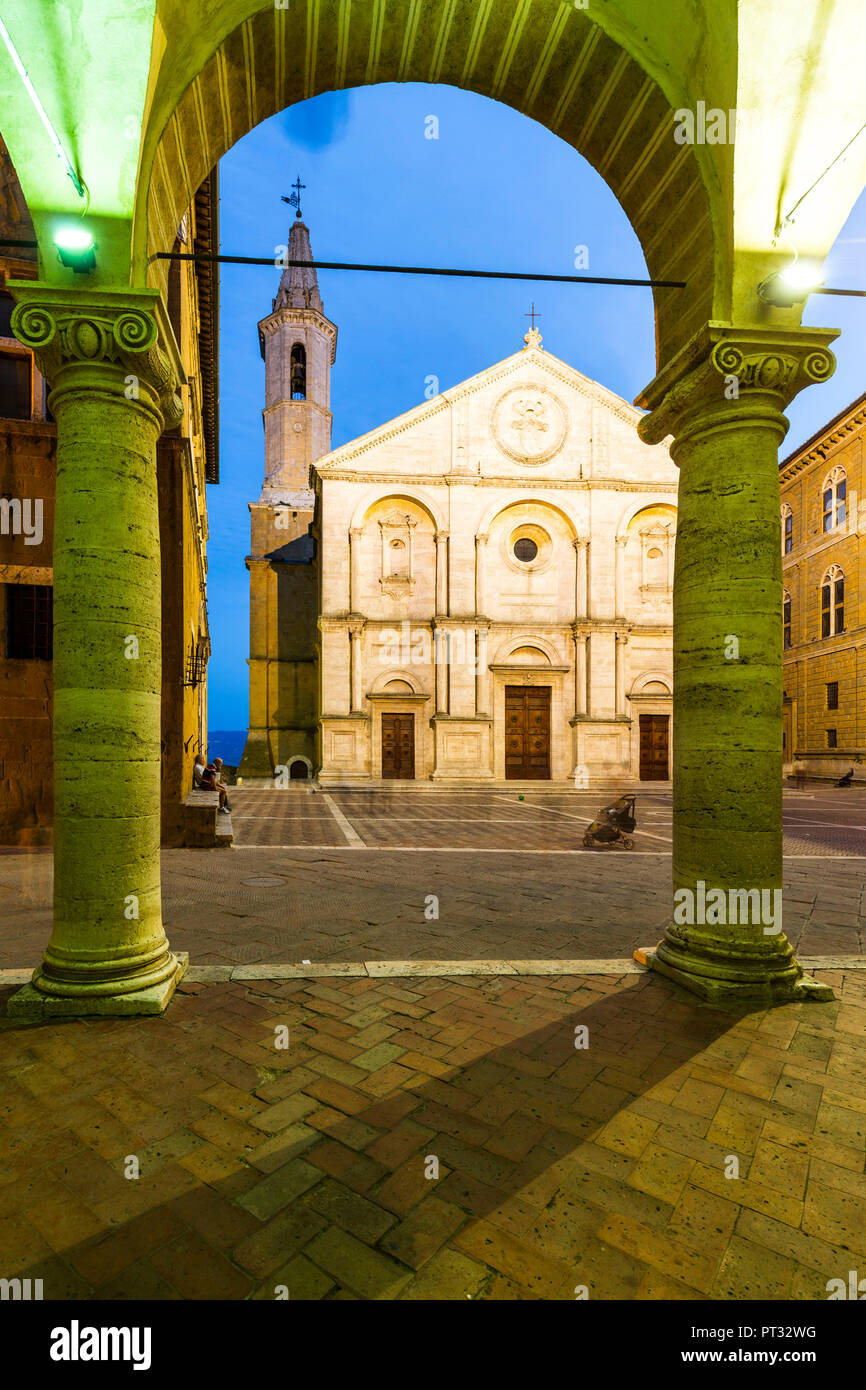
[240,218,679,787]
[780,391,866,781]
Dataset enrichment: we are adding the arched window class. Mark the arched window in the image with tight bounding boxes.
[822,467,846,533]
[781,502,793,554]
[821,566,844,637]
[783,590,792,649]
[290,343,306,400]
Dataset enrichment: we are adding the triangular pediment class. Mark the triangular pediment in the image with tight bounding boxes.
[313,345,648,473]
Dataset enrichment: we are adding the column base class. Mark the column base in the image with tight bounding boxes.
[6,953,189,1019]
[635,946,834,1003]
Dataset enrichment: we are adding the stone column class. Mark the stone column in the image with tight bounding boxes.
[7,286,185,1017]
[614,536,628,621]
[435,532,449,616]
[574,538,588,619]
[615,632,628,714]
[348,620,364,712]
[574,629,587,717]
[348,527,362,613]
[475,533,488,615]
[636,324,839,1003]
[434,624,448,714]
[474,627,489,716]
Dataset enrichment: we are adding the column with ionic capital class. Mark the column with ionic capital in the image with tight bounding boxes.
[636,323,839,1003]
[348,527,362,613]
[615,632,628,715]
[475,533,488,615]
[614,536,628,621]
[573,538,588,620]
[7,286,186,1017]
[435,532,449,617]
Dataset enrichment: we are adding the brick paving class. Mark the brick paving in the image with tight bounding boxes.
[0,968,864,1300]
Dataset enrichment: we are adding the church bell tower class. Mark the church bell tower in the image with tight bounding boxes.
[238,192,338,782]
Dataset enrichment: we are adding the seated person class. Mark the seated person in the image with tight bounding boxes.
[192,753,207,789]
[202,756,231,812]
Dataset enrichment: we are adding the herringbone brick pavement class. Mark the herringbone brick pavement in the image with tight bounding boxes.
[0,969,864,1300]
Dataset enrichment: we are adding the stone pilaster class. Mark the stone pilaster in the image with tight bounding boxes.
[636,323,838,1003]
[435,532,449,617]
[7,284,186,1017]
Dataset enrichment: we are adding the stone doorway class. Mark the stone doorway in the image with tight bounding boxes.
[639,713,669,780]
[505,686,551,780]
[382,713,415,780]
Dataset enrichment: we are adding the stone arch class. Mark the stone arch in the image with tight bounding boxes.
[371,668,424,695]
[493,633,559,666]
[478,496,578,541]
[137,0,720,363]
[288,756,312,780]
[630,670,672,696]
[616,496,678,541]
[350,488,446,535]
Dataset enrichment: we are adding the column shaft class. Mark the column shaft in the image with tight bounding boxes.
[636,324,839,1002]
[575,633,587,717]
[7,287,185,1016]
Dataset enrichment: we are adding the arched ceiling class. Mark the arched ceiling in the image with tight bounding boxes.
[2,2,866,373]
[142,0,721,365]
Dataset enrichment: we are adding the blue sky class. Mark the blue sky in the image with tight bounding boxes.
[208,83,866,732]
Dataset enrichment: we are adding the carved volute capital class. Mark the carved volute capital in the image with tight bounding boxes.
[8,284,185,432]
[636,323,838,453]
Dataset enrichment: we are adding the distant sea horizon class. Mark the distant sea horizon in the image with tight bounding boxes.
[207,729,247,767]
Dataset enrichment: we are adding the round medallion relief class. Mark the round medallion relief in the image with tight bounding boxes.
[492,384,567,464]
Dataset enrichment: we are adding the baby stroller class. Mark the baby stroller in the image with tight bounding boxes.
[583,794,636,849]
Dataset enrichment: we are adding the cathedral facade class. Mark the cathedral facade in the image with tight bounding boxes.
[240,217,679,787]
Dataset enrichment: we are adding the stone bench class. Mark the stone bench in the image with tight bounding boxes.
[182,789,233,847]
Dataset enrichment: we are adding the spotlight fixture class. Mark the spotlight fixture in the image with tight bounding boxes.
[758,257,825,307]
[54,225,96,273]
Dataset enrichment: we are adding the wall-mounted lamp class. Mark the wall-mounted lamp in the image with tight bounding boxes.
[54,225,96,273]
[758,259,825,308]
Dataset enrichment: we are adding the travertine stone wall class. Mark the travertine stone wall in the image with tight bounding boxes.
[314,339,678,785]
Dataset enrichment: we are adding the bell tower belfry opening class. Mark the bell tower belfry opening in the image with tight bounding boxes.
[238,196,338,782]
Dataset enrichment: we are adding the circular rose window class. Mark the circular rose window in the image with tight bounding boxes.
[513,537,538,563]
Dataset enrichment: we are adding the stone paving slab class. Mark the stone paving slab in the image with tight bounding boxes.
[0,968,863,1301]
[0,787,863,970]
[0,850,862,970]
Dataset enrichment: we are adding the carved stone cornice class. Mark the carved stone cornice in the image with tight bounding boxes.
[636,323,839,453]
[8,284,184,431]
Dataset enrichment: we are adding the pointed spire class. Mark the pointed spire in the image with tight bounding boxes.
[275,213,323,313]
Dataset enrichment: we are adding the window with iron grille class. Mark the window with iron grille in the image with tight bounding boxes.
[827,728,837,749]
[827,681,839,710]
[5,584,52,659]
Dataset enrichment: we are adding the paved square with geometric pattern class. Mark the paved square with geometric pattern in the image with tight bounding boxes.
[1,967,863,1300]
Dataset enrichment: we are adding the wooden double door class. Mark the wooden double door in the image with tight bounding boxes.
[382,713,415,779]
[505,686,551,780]
[639,714,669,781]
